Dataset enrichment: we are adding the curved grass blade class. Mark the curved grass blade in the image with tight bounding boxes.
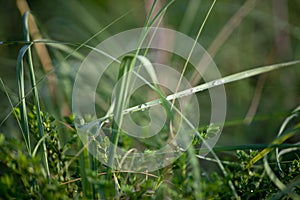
[20,11,51,181]
[17,44,31,154]
[271,176,300,199]
[128,54,174,120]
[246,131,297,169]
[105,60,300,120]
[276,106,300,173]
[247,106,300,169]
[263,155,300,199]
[106,54,173,173]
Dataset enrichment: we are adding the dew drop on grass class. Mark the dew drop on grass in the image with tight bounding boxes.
[190,88,194,94]
[141,104,147,111]
[212,79,225,86]
[75,117,85,126]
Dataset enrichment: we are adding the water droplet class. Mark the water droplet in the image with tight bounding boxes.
[212,79,224,86]
[103,119,110,124]
[141,104,147,111]
[75,117,85,126]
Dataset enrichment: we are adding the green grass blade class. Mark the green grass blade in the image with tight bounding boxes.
[144,0,157,27]
[127,54,174,120]
[263,155,300,199]
[16,44,31,154]
[106,0,176,177]
[101,60,300,121]
[78,142,93,198]
[247,131,296,169]
[275,106,300,173]
[0,78,29,152]
[63,8,135,61]
[32,133,49,157]
[147,0,175,28]
[22,11,51,181]
[175,0,216,99]
[179,0,202,32]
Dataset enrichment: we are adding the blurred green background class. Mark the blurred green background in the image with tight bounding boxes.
[0,0,299,147]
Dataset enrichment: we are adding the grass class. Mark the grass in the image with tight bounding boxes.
[0,0,300,199]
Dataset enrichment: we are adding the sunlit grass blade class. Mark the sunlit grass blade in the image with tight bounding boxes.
[100,60,300,120]
[247,105,300,169]
[246,131,297,169]
[199,143,300,153]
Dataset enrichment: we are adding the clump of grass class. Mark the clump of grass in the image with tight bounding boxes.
[0,0,300,199]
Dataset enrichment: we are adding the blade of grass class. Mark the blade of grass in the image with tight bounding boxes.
[63,8,135,61]
[199,143,300,153]
[179,0,202,33]
[21,11,51,181]
[247,128,299,169]
[78,141,93,198]
[144,0,158,27]
[170,2,218,196]
[173,0,216,105]
[106,57,133,176]
[147,0,175,28]
[10,45,300,129]
[271,176,300,199]
[16,0,57,106]
[263,155,300,199]
[190,0,259,86]
[16,43,31,154]
[97,60,300,121]
[32,133,50,157]
[276,106,300,173]
[0,78,28,151]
